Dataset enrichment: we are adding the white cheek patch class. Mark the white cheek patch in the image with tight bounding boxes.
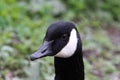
[55,29,78,58]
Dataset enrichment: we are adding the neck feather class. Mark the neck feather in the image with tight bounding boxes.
[54,40,84,80]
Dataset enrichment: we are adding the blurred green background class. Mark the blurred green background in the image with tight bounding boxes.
[0,0,120,80]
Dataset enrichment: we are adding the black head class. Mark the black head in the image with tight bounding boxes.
[30,21,79,61]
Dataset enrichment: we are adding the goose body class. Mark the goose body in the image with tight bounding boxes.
[30,21,84,80]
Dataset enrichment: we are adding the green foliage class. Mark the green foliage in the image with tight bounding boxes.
[62,0,120,27]
[0,0,120,80]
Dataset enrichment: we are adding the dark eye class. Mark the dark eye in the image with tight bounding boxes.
[62,34,68,39]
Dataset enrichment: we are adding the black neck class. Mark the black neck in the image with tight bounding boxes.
[54,40,84,80]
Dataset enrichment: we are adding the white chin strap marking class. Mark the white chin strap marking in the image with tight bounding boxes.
[55,29,78,58]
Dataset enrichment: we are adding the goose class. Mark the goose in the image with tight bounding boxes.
[30,21,84,80]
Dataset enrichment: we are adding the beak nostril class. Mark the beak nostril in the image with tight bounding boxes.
[41,48,47,53]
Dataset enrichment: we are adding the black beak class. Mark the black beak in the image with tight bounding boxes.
[30,40,53,61]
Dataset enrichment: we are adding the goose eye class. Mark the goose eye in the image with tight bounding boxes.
[62,34,68,39]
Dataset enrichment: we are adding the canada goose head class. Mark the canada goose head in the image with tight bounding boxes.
[30,21,84,80]
[30,21,80,60]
